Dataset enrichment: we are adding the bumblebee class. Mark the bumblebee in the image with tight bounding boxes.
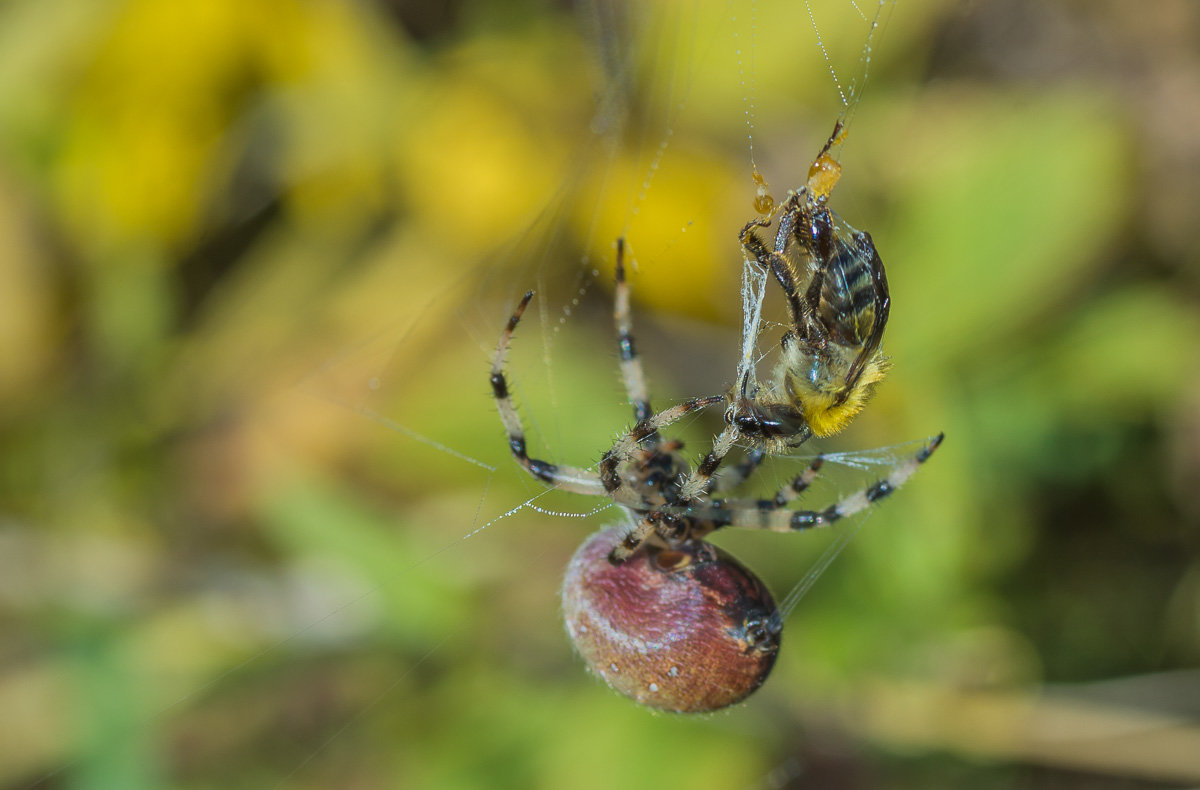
[728,121,891,452]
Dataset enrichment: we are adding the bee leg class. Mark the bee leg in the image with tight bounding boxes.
[741,220,811,334]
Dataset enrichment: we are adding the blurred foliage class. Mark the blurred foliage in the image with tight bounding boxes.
[1,0,1199,788]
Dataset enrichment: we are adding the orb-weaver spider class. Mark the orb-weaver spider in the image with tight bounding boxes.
[490,237,941,712]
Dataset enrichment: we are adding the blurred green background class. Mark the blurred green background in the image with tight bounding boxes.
[1,0,1199,787]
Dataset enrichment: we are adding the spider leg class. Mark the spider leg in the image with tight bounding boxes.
[714,454,824,505]
[608,512,666,563]
[678,425,739,502]
[491,291,608,496]
[679,434,943,538]
[773,454,825,505]
[613,239,656,431]
[711,448,767,493]
[611,452,818,562]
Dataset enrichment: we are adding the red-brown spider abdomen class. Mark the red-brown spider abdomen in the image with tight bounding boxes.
[562,526,780,713]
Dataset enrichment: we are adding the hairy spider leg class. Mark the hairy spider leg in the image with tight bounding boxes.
[677,425,741,502]
[607,511,670,563]
[613,239,658,438]
[491,291,628,499]
[597,394,726,497]
[772,454,825,505]
[714,454,825,509]
[712,448,767,493]
[675,433,943,539]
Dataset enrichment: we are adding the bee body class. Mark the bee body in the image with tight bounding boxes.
[730,124,891,448]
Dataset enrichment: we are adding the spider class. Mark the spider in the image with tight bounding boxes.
[489,238,942,712]
[596,123,902,564]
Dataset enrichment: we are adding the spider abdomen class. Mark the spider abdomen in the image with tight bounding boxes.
[562,526,779,713]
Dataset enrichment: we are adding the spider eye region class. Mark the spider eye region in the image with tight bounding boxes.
[562,527,780,713]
